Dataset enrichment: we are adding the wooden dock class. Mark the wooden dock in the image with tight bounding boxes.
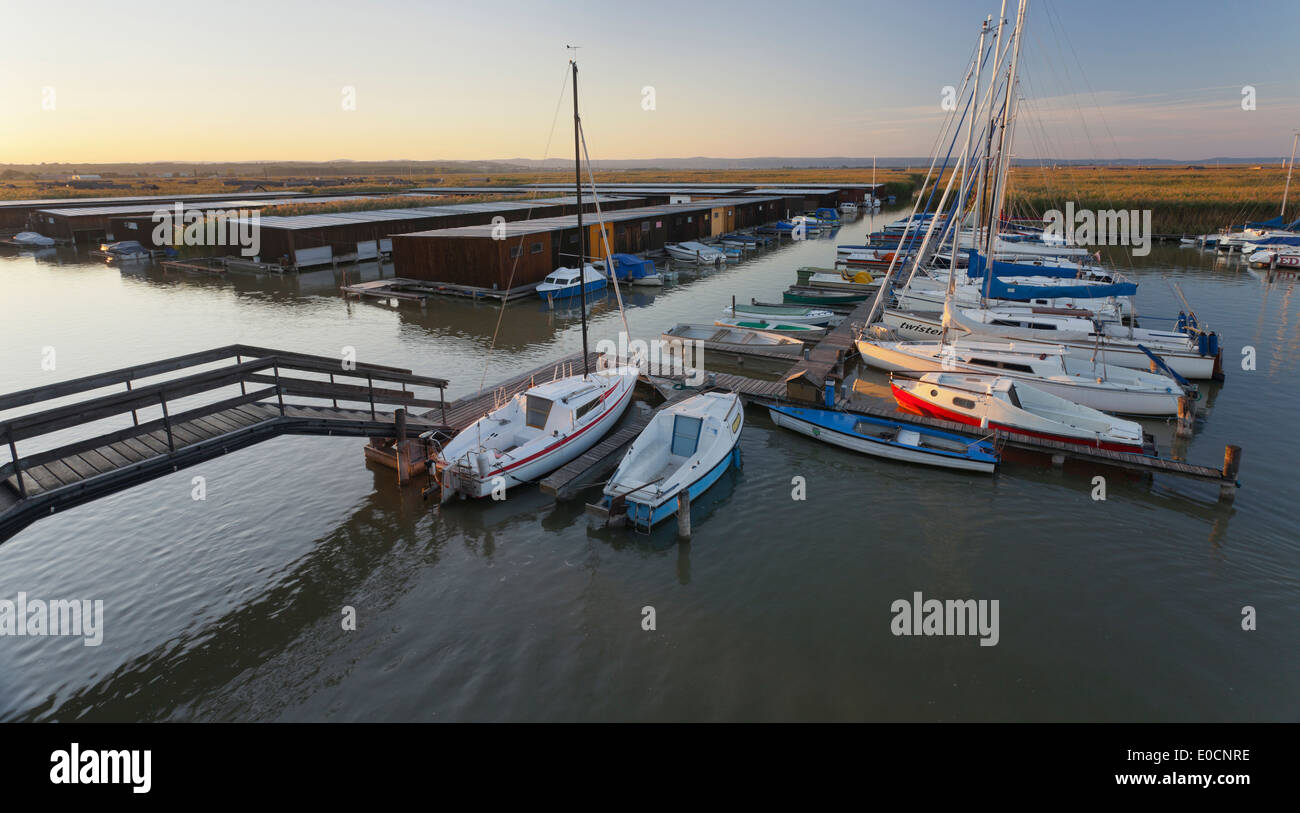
[342,277,540,304]
[0,345,450,543]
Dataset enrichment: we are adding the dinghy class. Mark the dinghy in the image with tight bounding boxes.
[713,318,828,340]
[722,302,835,325]
[600,392,744,529]
[665,241,725,264]
[662,324,805,356]
[782,287,871,306]
[768,405,998,473]
[891,372,1147,453]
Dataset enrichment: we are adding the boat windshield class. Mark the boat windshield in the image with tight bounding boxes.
[670,415,702,457]
[525,395,553,429]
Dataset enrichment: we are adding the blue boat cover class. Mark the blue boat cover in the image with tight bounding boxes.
[1246,215,1286,229]
[983,276,1138,300]
[964,251,1080,280]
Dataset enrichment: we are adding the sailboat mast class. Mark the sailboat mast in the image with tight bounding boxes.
[984,0,1027,302]
[572,59,589,378]
[1281,131,1298,219]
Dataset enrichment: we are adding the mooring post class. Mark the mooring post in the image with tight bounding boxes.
[676,492,691,540]
[1176,395,1194,438]
[1220,444,1242,502]
[395,407,408,485]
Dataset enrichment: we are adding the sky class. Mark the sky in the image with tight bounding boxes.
[2,0,1298,164]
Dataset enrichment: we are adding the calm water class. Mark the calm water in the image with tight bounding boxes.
[1,216,1297,722]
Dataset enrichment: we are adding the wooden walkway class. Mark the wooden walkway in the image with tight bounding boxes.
[779,298,874,392]
[342,277,540,304]
[0,345,450,543]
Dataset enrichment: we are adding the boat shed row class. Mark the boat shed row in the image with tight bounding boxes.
[29,195,376,244]
[391,195,798,289]
[410,182,881,209]
[0,191,309,233]
[214,195,649,268]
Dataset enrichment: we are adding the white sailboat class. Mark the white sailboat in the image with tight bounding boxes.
[435,57,640,500]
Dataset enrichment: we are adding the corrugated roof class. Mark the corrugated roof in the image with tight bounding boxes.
[0,191,306,209]
[395,197,786,239]
[39,195,372,218]
[217,195,645,230]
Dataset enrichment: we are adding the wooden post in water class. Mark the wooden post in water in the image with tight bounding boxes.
[676,492,691,539]
[395,407,408,485]
[1220,444,1242,502]
[1176,395,1194,438]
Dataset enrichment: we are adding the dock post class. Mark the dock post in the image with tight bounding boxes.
[1220,444,1242,502]
[1176,395,1195,438]
[395,408,408,485]
[676,492,691,540]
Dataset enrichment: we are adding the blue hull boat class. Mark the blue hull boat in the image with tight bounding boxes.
[768,405,997,473]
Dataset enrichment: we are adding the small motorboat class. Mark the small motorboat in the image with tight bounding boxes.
[537,264,607,299]
[839,201,860,215]
[713,318,828,340]
[768,405,998,473]
[597,254,662,286]
[10,231,56,247]
[665,241,725,264]
[97,240,152,262]
[435,360,640,499]
[782,287,871,306]
[661,324,805,356]
[891,372,1147,454]
[723,302,836,325]
[600,391,744,529]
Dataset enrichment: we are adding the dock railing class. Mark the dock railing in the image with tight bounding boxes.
[0,344,449,499]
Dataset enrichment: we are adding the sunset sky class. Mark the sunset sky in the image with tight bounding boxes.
[3,0,1297,164]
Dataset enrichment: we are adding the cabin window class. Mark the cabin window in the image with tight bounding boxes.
[575,396,602,421]
[687,216,692,223]
[968,358,1034,374]
[530,242,543,254]
[641,222,650,232]
[953,396,977,409]
[655,221,662,228]
[509,246,522,258]
[568,234,578,244]
[671,415,702,457]
[525,396,552,429]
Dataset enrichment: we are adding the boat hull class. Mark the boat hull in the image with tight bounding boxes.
[890,383,1145,454]
[881,311,1216,379]
[440,370,637,497]
[768,406,996,473]
[856,341,1181,415]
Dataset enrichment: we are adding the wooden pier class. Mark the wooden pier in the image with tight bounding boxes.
[341,277,540,304]
[0,345,450,543]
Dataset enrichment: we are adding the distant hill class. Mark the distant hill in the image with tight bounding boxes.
[1,156,1289,178]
